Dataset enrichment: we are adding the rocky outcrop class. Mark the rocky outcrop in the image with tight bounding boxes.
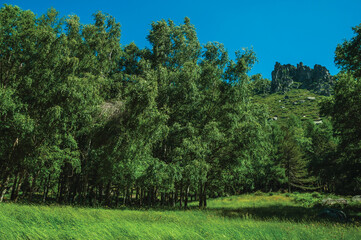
[271,62,334,95]
[321,198,348,206]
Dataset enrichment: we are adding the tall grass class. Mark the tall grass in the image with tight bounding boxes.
[0,194,360,239]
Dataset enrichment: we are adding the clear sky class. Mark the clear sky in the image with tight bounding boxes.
[3,0,361,78]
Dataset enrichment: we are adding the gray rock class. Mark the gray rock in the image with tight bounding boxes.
[352,195,361,202]
[314,120,323,125]
[322,198,348,206]
[307,96,316,100]
[271,62,334,95]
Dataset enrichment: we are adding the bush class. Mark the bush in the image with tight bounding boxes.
[254,191,264,196]
[311,192,322,198]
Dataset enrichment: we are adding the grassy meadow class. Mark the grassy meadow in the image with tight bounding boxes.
[0,193,360,239]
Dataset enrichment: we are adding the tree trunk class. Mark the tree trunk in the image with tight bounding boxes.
[14,170,26,202]
[139,188,143,207]
[179,181,183,208]
[123,188,127,205]
[105,181,111,206]
[10,172,19,201]
[43,174,51,203]
[0,175,10,202]
[29,170,40,201]
[203,183,207,208]
[128,187,133,205]
[115,188,120,207]
[161,192,165,206]
[184,185,189,209]
[135,187,139,202]
[198,181,203,208]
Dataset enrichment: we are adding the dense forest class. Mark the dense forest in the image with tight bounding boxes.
[0,5,360,208]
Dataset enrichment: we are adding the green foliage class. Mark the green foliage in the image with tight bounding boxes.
[320,73,361,193]
[335,23,361,78]
[249,74,271,95]
[0,4,359,209]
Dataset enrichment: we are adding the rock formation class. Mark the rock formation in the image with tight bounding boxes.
[271,62,334,95]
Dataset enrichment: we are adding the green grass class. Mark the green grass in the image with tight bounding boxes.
[253,89,326,124]
[0,194,360,239]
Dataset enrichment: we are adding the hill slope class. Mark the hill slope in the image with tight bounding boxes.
[252,89,326,124]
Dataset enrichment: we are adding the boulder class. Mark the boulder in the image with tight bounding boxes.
[352,195,361,202]
[314,120,323,125]
[321,198,348,206]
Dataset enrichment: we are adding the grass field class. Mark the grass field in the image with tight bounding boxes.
[0,193,360,239]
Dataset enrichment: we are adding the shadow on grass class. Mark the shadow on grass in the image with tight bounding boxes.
[193,205,361,224]
[204,205,319,222]
[6,196,361,224]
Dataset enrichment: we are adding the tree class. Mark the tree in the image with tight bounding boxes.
[335,23,361,78]
[249,74,271,95]
[319,22,361,193]
[277,126,309,192]
[320,73,361,193]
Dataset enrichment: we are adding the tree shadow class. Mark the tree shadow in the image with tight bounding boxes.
[196,205,360,223]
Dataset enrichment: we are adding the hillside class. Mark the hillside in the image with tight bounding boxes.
[252,89,326,124]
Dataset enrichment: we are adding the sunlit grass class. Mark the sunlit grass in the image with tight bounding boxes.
[253,89,324,123]
[0,194,360,239]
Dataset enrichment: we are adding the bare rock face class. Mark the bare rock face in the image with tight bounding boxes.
[271,62,297,93]
[271,62,334,95]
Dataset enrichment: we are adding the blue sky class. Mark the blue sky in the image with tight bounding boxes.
[3,0,361,78]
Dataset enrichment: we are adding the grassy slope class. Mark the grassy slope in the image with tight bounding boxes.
[252,89,326,124]
[0,194,360,240]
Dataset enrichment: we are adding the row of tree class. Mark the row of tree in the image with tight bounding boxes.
[0,5,360,207]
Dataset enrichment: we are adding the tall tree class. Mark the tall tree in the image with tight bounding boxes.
[335,23,361,78]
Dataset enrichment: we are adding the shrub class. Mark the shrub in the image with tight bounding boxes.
[311,192,322,198]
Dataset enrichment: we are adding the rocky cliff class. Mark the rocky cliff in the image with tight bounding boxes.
[271,62,334,95]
